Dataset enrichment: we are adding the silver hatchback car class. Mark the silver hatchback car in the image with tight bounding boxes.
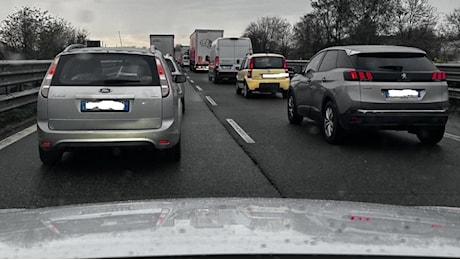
[37,45,186,165]
[288,45,449,145]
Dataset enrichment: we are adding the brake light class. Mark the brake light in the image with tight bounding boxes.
[432,71,446,81]
[40,56,60,98]
[156,57,170,97]
[283,58,289,78]
[248,58,254,78]
[215,56,219,66]
[344,70,373,81]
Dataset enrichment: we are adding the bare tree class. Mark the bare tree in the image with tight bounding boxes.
[0,6,89,59]
[243,16,293,56]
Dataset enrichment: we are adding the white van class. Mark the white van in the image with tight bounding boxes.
[208,37,252,84]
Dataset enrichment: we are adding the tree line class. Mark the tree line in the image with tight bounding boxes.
[0,7,88,59]
[243,0,460,62]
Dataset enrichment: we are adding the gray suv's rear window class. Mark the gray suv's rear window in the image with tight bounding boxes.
[253,57,283,69]
[353,53,437,71]
[53,53,160,86]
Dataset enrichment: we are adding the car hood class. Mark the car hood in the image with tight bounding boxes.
[0,198,459,258]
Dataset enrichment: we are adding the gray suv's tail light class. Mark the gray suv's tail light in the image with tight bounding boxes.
[156,57,171,97]
[40,56,60,98]
[344,70,373,81]
[432,71,446,81]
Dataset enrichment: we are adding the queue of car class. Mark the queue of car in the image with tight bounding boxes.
[36,41,449,166]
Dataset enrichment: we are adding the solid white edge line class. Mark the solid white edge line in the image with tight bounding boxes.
[205,96,218,106]
[226,119,255,144]
[190,80,195,83]
[0,125,37,151]
[445,133,460,142]
[195,85,203,91]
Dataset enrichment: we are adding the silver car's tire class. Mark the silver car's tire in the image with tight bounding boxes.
[287,92,303,125]
[416,126,445,145]
[322,101,345,144]
[39,147,63,166]
[164,139,181,161]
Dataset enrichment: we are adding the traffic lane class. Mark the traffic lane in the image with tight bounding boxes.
[187,71,460,206]
[187,70,460,137]
[0,81,280,209]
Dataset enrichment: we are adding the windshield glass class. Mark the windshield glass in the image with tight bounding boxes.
[0,0,460,258]
[354,53,438,71]
[53,53,160,86]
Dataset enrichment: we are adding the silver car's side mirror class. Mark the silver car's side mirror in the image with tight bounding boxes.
[175,75,187,83]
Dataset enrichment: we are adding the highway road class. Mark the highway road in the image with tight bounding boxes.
[1,70,460,209]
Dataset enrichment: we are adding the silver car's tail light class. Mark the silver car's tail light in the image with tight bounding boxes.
[156,57,170,97]
[344,70,373,81]
[40,56,60,98]
[432,71,446,81]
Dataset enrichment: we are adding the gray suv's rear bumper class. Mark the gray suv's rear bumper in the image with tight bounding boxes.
[341,108,449,130]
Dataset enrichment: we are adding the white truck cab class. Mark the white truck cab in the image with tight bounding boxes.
[208,37,252,84]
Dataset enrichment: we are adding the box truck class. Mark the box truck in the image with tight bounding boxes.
[149,34,174,56]
[189,29,224,72]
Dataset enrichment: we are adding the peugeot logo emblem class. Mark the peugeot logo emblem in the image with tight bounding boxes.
[99,88,111,93]
[401,73,407,80]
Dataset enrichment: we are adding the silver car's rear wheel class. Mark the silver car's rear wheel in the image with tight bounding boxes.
[416,126,445,145]
[322,101,344,144]
[39,147,63,166]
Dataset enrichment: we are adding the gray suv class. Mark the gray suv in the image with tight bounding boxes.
[288,45,449,145]
[37,45,186,165]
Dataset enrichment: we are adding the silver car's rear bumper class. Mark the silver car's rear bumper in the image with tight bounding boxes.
[37,117,180,151]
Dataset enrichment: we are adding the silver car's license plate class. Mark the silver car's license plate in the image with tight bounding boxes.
[81,100,129,112]
[385,89,420,98]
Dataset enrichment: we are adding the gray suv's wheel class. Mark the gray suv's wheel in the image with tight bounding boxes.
[39,147,63,166]
[416,126,445,145]
[322,101,345,144]
[287,92,303,125]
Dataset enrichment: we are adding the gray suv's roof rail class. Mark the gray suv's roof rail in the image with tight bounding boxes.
[63,44,86,53]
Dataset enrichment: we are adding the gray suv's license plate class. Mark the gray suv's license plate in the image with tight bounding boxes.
[385,89,420,98]
[81,100,130,112]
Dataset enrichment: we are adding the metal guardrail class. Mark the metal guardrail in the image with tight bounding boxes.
[0,60,51,95]
[0,60,460,114]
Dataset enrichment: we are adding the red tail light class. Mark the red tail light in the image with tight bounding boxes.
[248,58,254,78]
[215,56,220,66]
[283,58,289,78]
[344,70,373,81]
[156,57,170,97]
[432,71,446,81]
[40,56,60,98]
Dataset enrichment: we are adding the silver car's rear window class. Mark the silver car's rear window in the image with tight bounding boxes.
[253,57,284,69]
[53,53,161,86]
[353,53,437,72]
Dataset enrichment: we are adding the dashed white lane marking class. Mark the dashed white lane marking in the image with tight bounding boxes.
[186,76,190,79]
[190,80,195,83]
[205,96,218,106]
[0,125,37,151]
[445,133,460,142]
[226,119,256,144]
[195,85,203,91]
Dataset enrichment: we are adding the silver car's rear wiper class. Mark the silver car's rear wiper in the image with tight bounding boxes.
[378,65,404,71]
[104,78,141,84]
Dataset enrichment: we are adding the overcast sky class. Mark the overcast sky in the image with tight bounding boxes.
[0,0,458,47]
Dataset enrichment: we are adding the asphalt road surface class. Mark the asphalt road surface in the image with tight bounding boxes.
[1,70,460,209]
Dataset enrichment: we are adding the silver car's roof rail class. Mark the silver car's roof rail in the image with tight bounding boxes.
[63,44,86,52]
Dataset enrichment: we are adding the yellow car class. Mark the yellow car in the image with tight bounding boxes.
[236,53,290,98]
